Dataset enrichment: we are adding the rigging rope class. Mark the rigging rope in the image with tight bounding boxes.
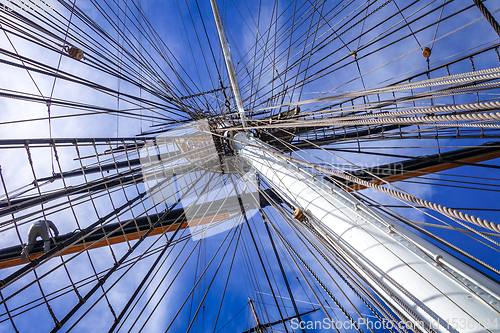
[473,0,500,37]
[242,139,500,234]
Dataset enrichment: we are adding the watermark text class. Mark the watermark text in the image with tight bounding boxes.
[1,0,54,12]
[290,317,499,331]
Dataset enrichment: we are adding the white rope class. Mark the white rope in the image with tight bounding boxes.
[311,111,500,128]
[248,66,500,113]
[243,141,500,233]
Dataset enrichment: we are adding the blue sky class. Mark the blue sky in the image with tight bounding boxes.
[0,0,500,332]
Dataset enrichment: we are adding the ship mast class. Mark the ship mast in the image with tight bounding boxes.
[208,0,500,329]
[248,297,264,333]
[233,133,500,332]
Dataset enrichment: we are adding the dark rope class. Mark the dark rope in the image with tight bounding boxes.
[473,0,500,37]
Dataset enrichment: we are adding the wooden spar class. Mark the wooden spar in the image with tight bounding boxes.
[341,142,500,191]
[248,298,264,333]
[0,190,279,270]
[4,142,499,270]
[0,213,230,270]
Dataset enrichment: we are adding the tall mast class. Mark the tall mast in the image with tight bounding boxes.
[234,133,500,333]
[209,0,248,129]
[248,297,264,333]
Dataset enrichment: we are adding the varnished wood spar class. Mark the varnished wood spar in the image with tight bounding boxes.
[0,213,230,270]
[348,150,500,191]
[0,190,279,270]
[345,146,500,191]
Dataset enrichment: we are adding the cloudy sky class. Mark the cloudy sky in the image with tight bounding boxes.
[0,0,500,332]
